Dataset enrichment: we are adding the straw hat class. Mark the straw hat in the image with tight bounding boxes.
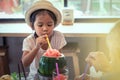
[25,0,61,29]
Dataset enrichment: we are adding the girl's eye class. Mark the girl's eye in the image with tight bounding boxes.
[48,24,52,27]
[38,24,43,27]
[48,23,54,27]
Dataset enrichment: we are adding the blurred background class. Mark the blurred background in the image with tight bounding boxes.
[0,0,120,19]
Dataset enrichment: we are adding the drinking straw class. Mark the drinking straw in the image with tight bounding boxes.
[56,63,60,80]
[46,35,52,49]
[82,63,90,80]
[17,48,26,80]
[20,60,27,80]
[18,63,21,80]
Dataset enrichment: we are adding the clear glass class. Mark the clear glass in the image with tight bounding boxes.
[0,0,120,19]
[0,0,39,19]
[52,68,69,80]
[68,0,120,18]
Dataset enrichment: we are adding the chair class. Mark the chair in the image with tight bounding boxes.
[61,42,80,80]
[0,46,10,76]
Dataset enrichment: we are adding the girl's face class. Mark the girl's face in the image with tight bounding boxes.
[33,12,55,37]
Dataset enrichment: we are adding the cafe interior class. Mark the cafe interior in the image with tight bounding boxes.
[0,0,120,80]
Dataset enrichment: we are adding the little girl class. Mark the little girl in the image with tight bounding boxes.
[22,0,67,79]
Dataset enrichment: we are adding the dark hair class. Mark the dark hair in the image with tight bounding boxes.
[30,9,57,28]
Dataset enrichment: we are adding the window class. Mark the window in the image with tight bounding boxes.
[0,0,120,19]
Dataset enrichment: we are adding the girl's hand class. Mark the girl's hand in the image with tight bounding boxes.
[35,35,48,49]
[85,51,110,72]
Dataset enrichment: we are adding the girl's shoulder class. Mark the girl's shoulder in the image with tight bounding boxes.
[53,30,64,37]
[23,33,35,41]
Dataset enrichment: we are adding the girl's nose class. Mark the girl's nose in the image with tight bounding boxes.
[42,25,48,31]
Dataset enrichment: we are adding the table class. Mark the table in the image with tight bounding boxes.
[0,23,115,37]
[0,22,115,80]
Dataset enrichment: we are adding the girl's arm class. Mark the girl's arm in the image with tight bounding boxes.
[22,46,39,67]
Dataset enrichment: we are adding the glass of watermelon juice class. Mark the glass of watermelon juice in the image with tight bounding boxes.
[52,68,69,80]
